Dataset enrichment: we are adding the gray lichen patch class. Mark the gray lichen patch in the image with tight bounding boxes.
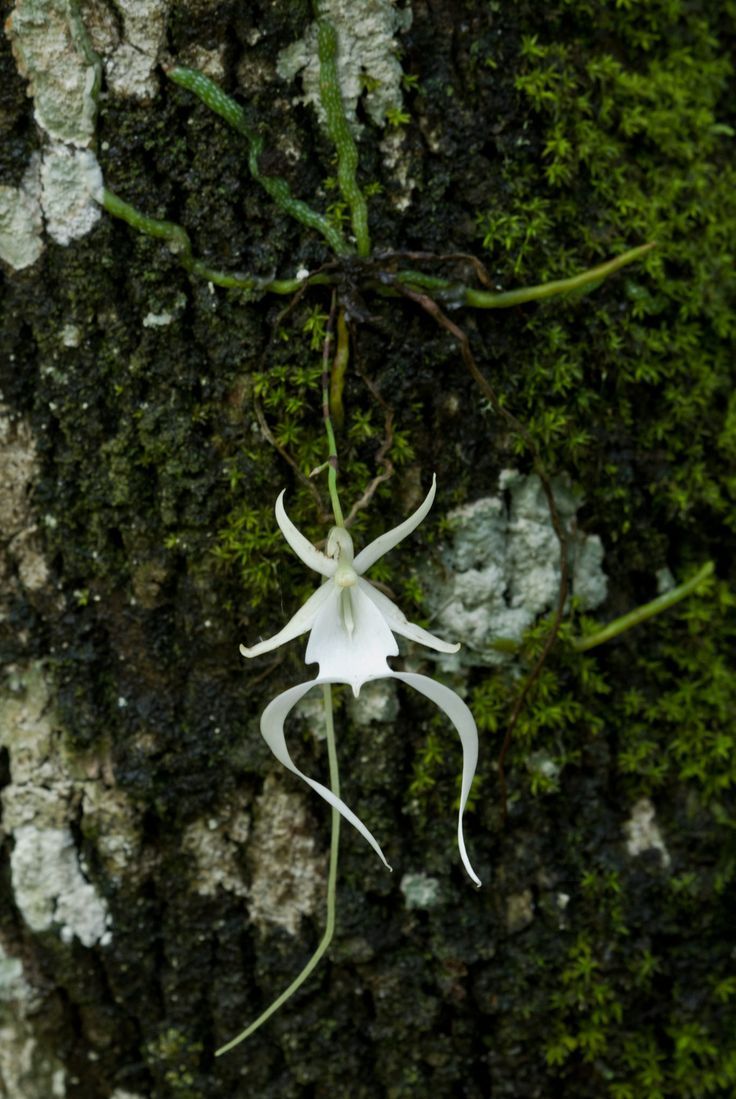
[0,664,120,948]
[623,797,671,869]
[348,679,399,727]
[277,0,412,131]
[102,0,168,100]
[40,145,101,244]
[400,871,441,910]
[182,806,250,899]
[247,774,325,936]
[0,947,67,1099]
[0,407,49,601]
[10,826,112,947]
[4,1,106,266]
[7,0,100,147]
[0,944,31,1005]
[0,145,102,268]
[424,470,608,666]
[379,127,416,211]
[0,157,44,270]
[0,939,69,1099]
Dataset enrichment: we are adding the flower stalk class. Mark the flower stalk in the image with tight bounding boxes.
[215,684,341,1056]
[321,293,345,527]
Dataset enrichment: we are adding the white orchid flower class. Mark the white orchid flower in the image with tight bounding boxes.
[241,476,481,886]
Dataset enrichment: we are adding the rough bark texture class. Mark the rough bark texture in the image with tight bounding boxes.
[1,1,735,1097]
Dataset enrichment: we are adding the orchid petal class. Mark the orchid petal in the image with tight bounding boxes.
[240,582,334,658]
[358,579,460,655]
[275,491,336,577]
[393,671,481,886]
[260,678,392,870]
[306,583,397,693]
[353,474,437,574]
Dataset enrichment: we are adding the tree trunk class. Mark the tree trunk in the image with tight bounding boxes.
[1,1,735,1096]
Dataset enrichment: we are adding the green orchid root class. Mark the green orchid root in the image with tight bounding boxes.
[216,684,341,1056]
[167,65,351,257]
[100,188,302,294]
[395,241,657,308]
[315,18,371,257]
[572,560,715,652]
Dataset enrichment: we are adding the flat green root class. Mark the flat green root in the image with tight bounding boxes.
[573,560,715,652]
[101,188,304,294]
[166,65,352,257]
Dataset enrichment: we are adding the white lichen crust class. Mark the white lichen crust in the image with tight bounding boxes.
[0,937,68,1099]
[623,797,671,869]
[277,0,412,131]
[101,0,168,100]
[0,665,114,948]
[424,470,609,666]
[7,0,99,147]
[246,775,325,936]
[4,0,105,265]
[0,407,49,596]
[0,158,44,270]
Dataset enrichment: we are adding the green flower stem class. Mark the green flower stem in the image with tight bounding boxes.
[329,308,350,431]
[315,19,371,257]
[572,560,715,652]
[101,188,301,293]
[215,684,341,1057]
[322,298,346,527]
[166,66,351,256]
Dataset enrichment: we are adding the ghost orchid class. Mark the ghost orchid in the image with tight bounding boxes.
[241,475,480,886]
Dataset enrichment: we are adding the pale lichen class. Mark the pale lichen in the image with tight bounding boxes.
[181,806,251,899]
[7,0,99,146]
[348,679,399,727]
[40,145,102,245]
[0,938,68,1099]
[277,0,412,131]
[10,826,112,947]
[400,871,441,910]
[246,775,325,936]
[623,797,671,869]
[0,407,49,601]
[0,665,114,947]
[4,0,104,265]
[425,470,608,666]
[101,0,168,100]
[0,157,44,270]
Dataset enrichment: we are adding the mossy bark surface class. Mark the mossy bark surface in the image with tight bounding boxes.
[1,1,735,1097]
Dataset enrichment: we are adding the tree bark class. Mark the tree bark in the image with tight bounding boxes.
[1,1,735,1097]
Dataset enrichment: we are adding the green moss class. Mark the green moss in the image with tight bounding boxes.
[474,2,735,532]
[615,578,736,809]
